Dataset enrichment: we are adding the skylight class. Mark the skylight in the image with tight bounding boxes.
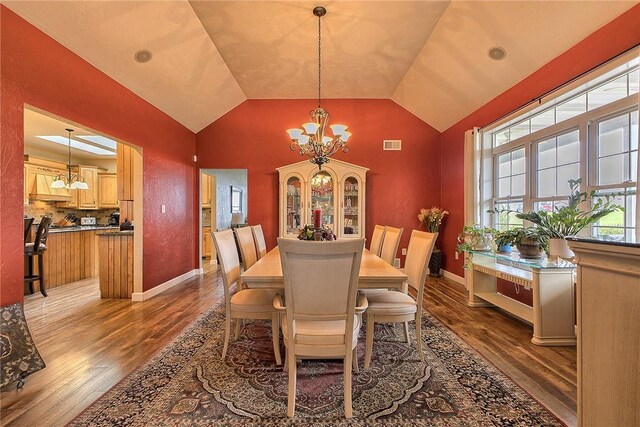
[35,135,116,156]
[75,135,117,149]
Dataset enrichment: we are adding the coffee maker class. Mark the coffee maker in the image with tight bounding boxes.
[108,212,120,226]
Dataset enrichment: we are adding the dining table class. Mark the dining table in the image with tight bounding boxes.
[241,246,408,289]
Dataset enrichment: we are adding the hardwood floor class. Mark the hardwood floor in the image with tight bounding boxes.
[0,269,576,426]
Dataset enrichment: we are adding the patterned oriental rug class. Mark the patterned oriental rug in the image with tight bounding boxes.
[70,304,564,426]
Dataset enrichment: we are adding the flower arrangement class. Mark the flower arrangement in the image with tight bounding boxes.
[418,207,449,233]
[297,225,336,241]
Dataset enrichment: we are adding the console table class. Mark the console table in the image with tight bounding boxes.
[466,251,576,346]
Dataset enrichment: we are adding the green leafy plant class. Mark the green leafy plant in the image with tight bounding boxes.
[456,225,496,268]
[512,227,546,258]
[494,228,520,248]
[490,179,624,243]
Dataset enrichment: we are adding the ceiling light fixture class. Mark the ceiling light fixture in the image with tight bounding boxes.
[286,6,350,170]
[134,49,152,63]
[51,129,89,190]
[488,46,507,61]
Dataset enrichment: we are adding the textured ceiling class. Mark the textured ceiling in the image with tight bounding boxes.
[4,1,638,133]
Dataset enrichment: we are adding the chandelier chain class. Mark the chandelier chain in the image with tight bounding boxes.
[317,11,321,108]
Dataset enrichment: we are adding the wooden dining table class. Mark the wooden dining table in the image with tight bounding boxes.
[241,246,408,289]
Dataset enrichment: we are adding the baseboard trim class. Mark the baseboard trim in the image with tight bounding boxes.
[131,269,199,302]
[197,268,204,275]
[441,269,465,286]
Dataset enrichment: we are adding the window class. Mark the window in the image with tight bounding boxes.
[483,52,639,239]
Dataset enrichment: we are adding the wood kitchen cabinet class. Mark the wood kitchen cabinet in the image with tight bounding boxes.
[201,173,212,208]
[24,164,29,205]
[117,143,135,201]
[98,173,118,208]
[78,166,99,209]
[203,226,212,258]
[277,159,368,239]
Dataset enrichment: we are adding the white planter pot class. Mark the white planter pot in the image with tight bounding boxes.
[548,238,574,260]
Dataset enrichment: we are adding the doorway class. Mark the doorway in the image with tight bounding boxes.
[200,169,248,270]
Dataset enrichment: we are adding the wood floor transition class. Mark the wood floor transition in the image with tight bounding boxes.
[0,266,576,426]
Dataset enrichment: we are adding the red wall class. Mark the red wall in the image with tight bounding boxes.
[196,99,442,262]
[440,5,640,277]
[0,6,197,305]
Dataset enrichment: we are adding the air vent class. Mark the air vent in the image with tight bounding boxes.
[383,140,401,150]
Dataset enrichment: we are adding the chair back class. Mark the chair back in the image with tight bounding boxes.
[404,230,437,305]
[251,224,267,260]
[235,226,258,271]
[24,217,34,242]
[369,225,386,257]
[380,226,404,265]
[212,229,241,305]
[33,217,52,249]
[278,238,364,328]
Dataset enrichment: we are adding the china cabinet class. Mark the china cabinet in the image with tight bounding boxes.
[277,159,368,239]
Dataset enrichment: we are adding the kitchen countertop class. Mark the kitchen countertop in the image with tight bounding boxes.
[43,225,121,234]
[97,230,134,236]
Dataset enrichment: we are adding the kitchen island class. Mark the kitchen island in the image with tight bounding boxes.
[26,224,119,293]
[97,230,134,299]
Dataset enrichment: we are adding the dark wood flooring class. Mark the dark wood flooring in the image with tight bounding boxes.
[0,267,576,426]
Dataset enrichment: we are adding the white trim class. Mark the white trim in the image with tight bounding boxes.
[131,269,199,302]
[197,268,204,275]
[441,269,465,286]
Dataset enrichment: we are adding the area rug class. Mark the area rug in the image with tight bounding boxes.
[70,303,564,426]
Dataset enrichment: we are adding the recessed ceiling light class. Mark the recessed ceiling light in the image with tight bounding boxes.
[36,135,116,156]
[488,46,507,61]
[134,49,152,63]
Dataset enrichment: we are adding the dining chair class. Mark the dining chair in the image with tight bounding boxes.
[369,225,386,257]
[212,229,282,365]
[235,226,258,271]
[251,224,267,260]
[379,226,404,265]
[275,238,367,418]
[363,230,437,369]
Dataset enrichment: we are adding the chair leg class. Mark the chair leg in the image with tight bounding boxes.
[222,315,231,359]
[352,347,359,374]
[28,256,35,294]
[271,313,282,365]
[416,316,424,362]
[287,347,297,418]
[234,319,242,340]
[344,354,353,418]
[38,254,47,297]
[403,321,410,343]
[365,314,375,369]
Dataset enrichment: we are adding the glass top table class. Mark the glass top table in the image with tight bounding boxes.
[470,250,575,270]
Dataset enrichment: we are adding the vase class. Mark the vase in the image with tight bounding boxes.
[497,244,512,253]
[429,247,442,277]
[548,238,574,260]
[516,239,543,258]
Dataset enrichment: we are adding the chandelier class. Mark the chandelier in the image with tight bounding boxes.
[51,128,89,190]
[286,6,351,170]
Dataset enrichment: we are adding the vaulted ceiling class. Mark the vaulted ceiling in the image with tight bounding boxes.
[4,1,637,133]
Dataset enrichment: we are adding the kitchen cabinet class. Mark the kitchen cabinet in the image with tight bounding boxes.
[98,173,118,208]
[201,173,212,208]
[203,226,212,258]
[277,159,368,239]
[98,231,134,299]
[117,143,135,201]
[24,164,29,205]
[78,166,99,209]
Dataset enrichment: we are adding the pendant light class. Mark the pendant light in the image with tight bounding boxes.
[51,129,89,190]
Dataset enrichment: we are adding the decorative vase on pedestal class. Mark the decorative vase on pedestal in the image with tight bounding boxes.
[429,247,442,277]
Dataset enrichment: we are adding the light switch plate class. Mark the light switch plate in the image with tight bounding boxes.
[401,248,407,255]
[161,204,166,214]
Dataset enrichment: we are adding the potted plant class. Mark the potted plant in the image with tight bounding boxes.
[418,207,449,277]
[512,227,545,258]
[494,228,520,253]
[514,179,623,259]
[456,224,496,269]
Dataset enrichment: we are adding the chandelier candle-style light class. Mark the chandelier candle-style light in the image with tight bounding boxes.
[286,6,351,170]
[51,129,89,190]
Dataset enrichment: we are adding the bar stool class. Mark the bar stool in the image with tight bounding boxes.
[24,216,52,297]
[24,216,34,242]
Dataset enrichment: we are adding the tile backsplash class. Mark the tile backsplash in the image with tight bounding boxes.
[25,200,117,224]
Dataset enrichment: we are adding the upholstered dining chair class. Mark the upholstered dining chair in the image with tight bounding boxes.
[251,224,267,260]
[379,226,404,265]
[212,229,282,365]
[369,225,386,257]
[275,238,367,418]
[363,230,437,369]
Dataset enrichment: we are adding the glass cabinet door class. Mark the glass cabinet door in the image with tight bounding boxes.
[310,171,334,230]
[342,176,360,237]
[285,176,303,236]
